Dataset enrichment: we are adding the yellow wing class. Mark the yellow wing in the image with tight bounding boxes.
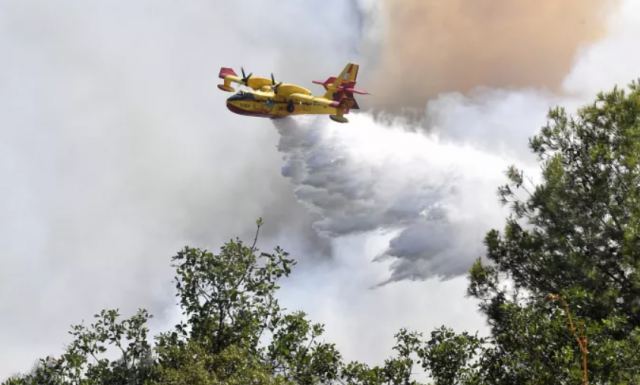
[217,67,275,92]
[288,93,339,107]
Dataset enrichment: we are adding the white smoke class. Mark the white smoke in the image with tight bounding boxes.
[272,0,640,283]
[0,0,363,377]
[274,110,542,282]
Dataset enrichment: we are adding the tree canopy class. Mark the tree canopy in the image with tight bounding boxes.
[468,82,640,384]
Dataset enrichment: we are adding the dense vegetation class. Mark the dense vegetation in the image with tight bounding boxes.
[5,83,640,384]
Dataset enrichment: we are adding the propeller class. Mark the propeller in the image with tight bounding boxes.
[241,67,252,85]
[270,73,283,93]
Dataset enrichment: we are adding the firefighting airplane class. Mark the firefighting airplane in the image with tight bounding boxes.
[217,63,367,123]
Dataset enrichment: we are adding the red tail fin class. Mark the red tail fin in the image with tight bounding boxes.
[218,67,237,79]
[313,64,368,111]
[313,63,368,109]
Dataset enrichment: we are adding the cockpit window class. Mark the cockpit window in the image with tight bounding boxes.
[228,91,256,101]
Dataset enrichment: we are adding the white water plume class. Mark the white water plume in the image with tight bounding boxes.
[274,112,530,282]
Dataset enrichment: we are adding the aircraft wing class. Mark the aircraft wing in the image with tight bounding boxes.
[288,93,341,107]
[218,67,276,92]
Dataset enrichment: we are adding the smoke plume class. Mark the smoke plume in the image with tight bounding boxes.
[0,0,359,377]
[370,0,616,111]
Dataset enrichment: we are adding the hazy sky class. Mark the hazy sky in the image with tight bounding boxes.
[2,0,640,378]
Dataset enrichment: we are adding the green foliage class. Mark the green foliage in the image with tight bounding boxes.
[420,327,483,385]
[170,233,293,353]
[267,312,341,385]
[470,82,640,383]
[341,328,483,385]
[342,329,422,385]
[150,342,290,385]
[3,221,346,385]
[494,83,640,317]
[151,222,344,385]
[4,309,153,385]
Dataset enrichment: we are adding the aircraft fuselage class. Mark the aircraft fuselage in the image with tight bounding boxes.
[225,90,339,119]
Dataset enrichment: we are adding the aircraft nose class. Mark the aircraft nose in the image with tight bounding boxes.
[226,99,238,109]
[226,99,246,114]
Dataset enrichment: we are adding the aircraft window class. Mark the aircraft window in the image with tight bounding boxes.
[228,91,256,101]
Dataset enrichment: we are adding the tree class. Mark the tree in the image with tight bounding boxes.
[467,82,640,383]
[153,220,342,385]
[4,309,153,385]
[4,220,343,385]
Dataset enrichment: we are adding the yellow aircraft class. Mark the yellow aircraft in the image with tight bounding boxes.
[217,63,367,123]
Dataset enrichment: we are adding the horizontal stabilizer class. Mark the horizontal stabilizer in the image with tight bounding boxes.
[343,88,369,95]
[217,84,235,92]
[312,77,337,90]
[217,67,242,92]
[219,67,238,79]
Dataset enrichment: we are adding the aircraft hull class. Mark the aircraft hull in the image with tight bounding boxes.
[226,99,339,119]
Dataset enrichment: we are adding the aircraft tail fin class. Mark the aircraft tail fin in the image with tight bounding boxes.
[313,63,368,111]
[217,67,239,92]
[337,62,359,84]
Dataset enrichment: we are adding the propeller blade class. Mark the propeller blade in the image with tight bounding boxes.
[239,67,252,84]
[271,73,276,85]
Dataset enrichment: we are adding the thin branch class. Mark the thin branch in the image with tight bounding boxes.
[251,218,263,252]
